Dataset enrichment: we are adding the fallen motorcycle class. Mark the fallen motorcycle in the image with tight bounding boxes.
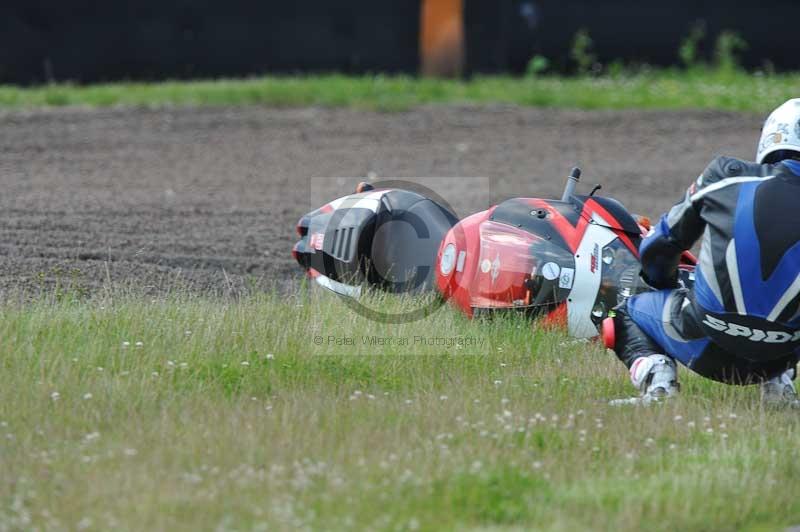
[292,169,696,339]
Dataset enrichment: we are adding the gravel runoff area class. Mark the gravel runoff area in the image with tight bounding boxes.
[0,104,758,296]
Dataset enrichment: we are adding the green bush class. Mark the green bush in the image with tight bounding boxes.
[525,55,550,78]
[571,29,597,75]
[715,31,748,73]
[678,22,706,69]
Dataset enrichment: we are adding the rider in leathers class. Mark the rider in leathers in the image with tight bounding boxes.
[610,99,800,405]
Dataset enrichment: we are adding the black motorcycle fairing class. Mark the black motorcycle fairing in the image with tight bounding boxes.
[293,189,458,293]
[369,192,459,292]
[571,195,642,236]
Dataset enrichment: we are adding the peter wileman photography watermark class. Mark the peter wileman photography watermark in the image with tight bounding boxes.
[313,334,487,349]
[303,176,492,324]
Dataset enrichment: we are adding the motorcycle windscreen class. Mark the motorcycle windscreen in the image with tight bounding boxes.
[468,220,575,312]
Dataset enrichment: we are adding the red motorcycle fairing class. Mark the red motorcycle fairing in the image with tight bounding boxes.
[292,181,697,340]
[436,210,575,316]
[435,195,647,338]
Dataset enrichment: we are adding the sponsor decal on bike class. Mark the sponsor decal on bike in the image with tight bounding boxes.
[541,262,560,281]
[456,250,466,273]
[310,232,325,250]
[589,243,600,274]
[490,254,501,284]
[559,268,575,289]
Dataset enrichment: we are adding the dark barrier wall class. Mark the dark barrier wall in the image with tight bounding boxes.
[0,1,420,84]
[466,0,800,74]
[2,1,799,84]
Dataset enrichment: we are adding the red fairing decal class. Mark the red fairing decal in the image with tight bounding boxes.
[527,198,639,257]
[590,243,600,273]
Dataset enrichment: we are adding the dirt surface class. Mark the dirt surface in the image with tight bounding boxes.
[0,104,758,296]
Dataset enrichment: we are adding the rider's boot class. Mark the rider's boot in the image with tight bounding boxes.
[610,354,680,405]
[761,367,800,408]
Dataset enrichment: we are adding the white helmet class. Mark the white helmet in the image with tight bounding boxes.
[756,98,800,164]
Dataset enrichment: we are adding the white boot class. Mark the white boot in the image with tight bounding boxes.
[631,354,680,401]
[761,368,799,408]
[610,354,680,405]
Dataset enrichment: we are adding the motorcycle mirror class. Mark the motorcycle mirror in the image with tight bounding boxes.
[590,184,602,196]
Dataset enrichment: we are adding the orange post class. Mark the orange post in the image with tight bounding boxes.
[420,0,464,78]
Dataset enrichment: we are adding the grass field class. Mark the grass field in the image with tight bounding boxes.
[1,289,798,531]
[0,70,797,113]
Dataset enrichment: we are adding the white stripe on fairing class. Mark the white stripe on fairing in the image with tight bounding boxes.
[690,175,774,202]
[767,273,800,322]
[326,196,346,210]
[567,213,619,339]
[314,273,362,298]
[726,239,747,315]
[347,197,382,212]
[326,190,391,213]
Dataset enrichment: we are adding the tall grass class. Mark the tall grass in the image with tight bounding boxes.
[0,70,796,113]
[0,289,798,530]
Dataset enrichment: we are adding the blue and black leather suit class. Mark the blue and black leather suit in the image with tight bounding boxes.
[613,157,800,383]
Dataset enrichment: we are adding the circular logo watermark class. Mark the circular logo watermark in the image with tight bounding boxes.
[322,179,466,324]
